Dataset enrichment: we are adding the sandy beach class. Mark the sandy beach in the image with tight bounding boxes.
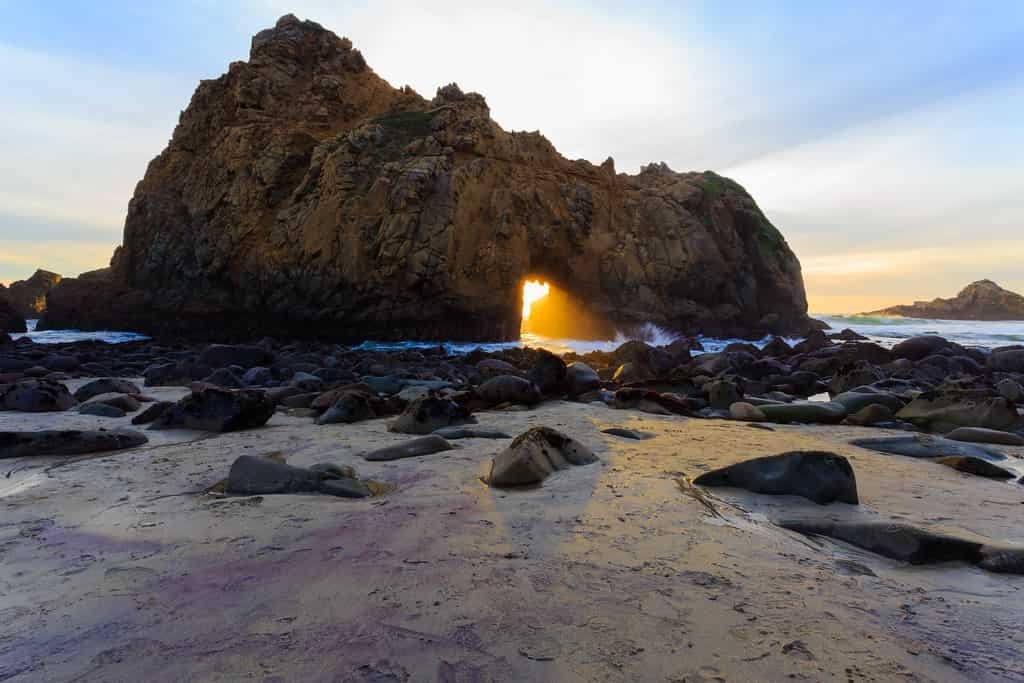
[3,378,1022,682]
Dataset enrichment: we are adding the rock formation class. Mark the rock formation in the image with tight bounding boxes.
[3,269,61,318]
[864,280,1024,321]
[41,14,811,342]
[0,297,27,333]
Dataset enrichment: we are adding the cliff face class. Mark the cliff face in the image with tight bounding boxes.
[865,280,1024,321]
[42,15,811,341]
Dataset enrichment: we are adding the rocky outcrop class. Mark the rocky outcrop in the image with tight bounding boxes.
[0,297,26,333]
[2,269,61,318]
[865,280,1024,321]
[40,14,811,342]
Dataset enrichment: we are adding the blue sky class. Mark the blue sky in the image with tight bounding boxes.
[1,1,1022,312]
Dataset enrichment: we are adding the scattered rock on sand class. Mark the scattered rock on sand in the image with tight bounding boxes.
[601,427,655,440]
[152,387,275,432]
[566,362,601,397]
[390,396,472,435]
[317,389,376,425]
[74,378,140,402]
[528,350,567,396]
[363,435,453,461]
[778,519,1024,574]
[85,393,142,413]
[851,434,1007,461]
[0,428,148,458]
[945,427,1024,447]
[694,451,859,505]
[225,454,371,498]
[486,426,598,487]
[0,378,77,412]
[934,456,1017,479]
[896,394,1018,431]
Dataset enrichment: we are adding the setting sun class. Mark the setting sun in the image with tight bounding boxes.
[521,280,550,320]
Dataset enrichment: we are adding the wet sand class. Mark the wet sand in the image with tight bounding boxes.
[2,379,1023,681]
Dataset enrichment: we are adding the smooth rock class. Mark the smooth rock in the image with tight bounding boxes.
[389,396,471,435]
[778,520,983,566]
[432,426,511,440]
[486,426,598,487]
[478,375,540,405]
[363,435,453,461]
[934,456,1016,479]
[528,350,567,396]
[316,390,376,425]
[0,428,148,458]
[844,404,893,426]
[132,401,173,425]
[850,434,1007,461]
[74,378,141,402]
[152,387,275,432]
[601,427,655,440]
[694,451,859,505]
[896,395,1017,431]
[945,427,1024,447]
[566,362,600,397]
[758,401,847,424]
[225,454,371,498]
[79,402,126,418]
[0,378,77,412]
[728,402,766,422]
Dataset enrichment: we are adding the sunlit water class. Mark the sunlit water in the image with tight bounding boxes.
[12,316,1024,354]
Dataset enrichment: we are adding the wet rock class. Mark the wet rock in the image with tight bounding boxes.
[432,426,511,440]
[132,401,173,425]
[0,298,26,333]
[225,454,371,498]
[316,389,376,425]
[758,401,847,424]
[74,378,141,402]
[995,378,1022,403]
[528,350,567,396]
[896,394,1017,431]
[844,403,893,426]
[363,435,453,461]
[0,378,77,412]
[945,427,1024,447]
[987,349,1024,373]
[892,335,953,361]
[486,426,598,487]
[152,387,274,432]
[199,344,275,368]
[601,427,655,440]
[934,456,1016,479]
[779,520,982,564]
[390,395,471,434]
[566,362,601,397]
[79,402,126,418]
[728,402,766,422]
[830,390,904,415]
[694,451,858,505]
[850,434,1007,461]
[478,375,540,405]
[0,428,148,458]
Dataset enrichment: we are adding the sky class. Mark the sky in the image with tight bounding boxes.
[1,1,1022,314]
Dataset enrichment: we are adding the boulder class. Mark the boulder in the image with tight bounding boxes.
[132,401,173,425]
[316,389,376,425]
[706,379,742,410]
[895,395,1017,431]
[478,375,540,405]
[85,393,142,413]
[389,396,471,435]
[844,404,894,426]
[0,297,27,333]
[988,349,1024,373]
[728,402,767,422]
[3,269,61,317]
[486,426,598,487]
[528,350,567,396]
[0,428,148,458]
[203,367,246,388]
[829,390,904,415]
[891,336,952,361]
[0,379,76,412]
[79,402,126,418]
[601,427,655,440]
[242,366,273,386]
[363,435,452,461]
[432,426,511,440]
[778,520,983,566]
[566,362,601,397]
[828,361,884,396]
[934,456,1016,479]
[944,427,1024,447]
[74,378,141,402]
[758,401,847,424]
[152,387,275,432]
[694,451,859,505]
[38,17,811,342]
[225,455,371,498]
[995,378,1022,403]
[850,434,1007,462]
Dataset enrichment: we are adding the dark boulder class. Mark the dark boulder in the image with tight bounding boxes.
[225,454,371,498]
[152,387,274,432]
[485,426,598,487]
[389,395,472,434]
[0,428,148,458]
[892,335,952,361]
[528,350,567,396]
[74,378,141,402]
[0,378,76,412]
[199,344,276,368]
[363,435,453,461]
[478,375,541,405]
[0,298,26,333]
[694,451,858,505]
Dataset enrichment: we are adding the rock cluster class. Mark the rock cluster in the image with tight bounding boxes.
[865,280,1024,321]
[40,14,811,342]
[0,269,62,318]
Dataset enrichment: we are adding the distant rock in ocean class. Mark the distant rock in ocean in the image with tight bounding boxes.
[2,269,61,318]
[41,14,811,342]
[864,280,1024,321]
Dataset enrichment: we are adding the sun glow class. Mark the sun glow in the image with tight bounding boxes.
[521,280,550,320]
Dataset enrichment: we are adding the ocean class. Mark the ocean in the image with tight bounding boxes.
[12,316,1024,354]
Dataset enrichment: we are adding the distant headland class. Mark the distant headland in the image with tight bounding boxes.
[863,280,1024,321]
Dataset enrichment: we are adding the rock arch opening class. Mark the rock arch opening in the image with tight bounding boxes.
[518,277,615,341]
